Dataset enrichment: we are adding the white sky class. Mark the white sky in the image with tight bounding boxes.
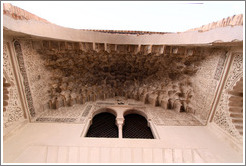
[6,1,245,32]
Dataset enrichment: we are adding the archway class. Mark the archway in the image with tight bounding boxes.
[86,112,118,138]
[123,113,154,139]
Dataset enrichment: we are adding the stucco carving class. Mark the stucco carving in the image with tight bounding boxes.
[14,40,36,117]
[190,49,227,124]
[10,38,233,125]
[213,52,243,140]
[3,42,24,129]
[36,41,209,115]
[35,104,87,123]
[18,40,53,117]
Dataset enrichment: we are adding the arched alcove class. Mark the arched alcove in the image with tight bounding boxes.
[86,112,118,138]
[123,113,154,139]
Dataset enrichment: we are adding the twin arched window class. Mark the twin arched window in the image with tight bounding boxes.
[85,112,154,139]
[86,112,118,138]
[123,114,154,139]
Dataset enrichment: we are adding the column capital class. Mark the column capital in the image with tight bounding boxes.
[116,117,124,126]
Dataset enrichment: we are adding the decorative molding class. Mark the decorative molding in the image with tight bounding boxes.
[14,40,36,117]
[224,53,243,90]
[36,117,77,123]
[3,42,24,130]
[214,52,227,80]
[81,105,92,117]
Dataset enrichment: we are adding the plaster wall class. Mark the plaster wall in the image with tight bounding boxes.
[3,122,243,163]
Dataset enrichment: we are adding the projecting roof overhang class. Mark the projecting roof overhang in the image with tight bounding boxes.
[3,15,243,46]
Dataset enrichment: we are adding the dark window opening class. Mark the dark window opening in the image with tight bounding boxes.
[86,112,118,138]
[123,114,154,139]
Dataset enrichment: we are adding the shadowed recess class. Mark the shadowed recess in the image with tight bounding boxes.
[123,114,154,139]
[86,112,118,138]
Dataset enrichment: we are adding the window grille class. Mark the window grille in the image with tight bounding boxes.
[86,112,118,138]
[123,114,154,139]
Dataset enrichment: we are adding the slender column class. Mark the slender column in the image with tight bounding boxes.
[93,42,96,51]
[136,44,141,54]
[8,41,31,121]
[160,45,165,55]
[81,118,92,137]
[116,118,124,138]
[148,120,160,139]
[208,52,233,123]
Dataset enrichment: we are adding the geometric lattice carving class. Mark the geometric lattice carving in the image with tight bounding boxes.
[35,117,76,123]
[82,105,92,117]
[190,49,227,124]
[214,52,227,80]
[213,52,243,140]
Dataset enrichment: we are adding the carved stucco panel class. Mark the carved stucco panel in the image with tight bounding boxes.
[213,52,243,140]
[19,40,53,116]
[3,42,24,129]
[190,49,226,124]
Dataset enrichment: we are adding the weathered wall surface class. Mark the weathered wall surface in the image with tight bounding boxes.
[3,40,25,136]
[190,49,227,124]
[212,52,243,141]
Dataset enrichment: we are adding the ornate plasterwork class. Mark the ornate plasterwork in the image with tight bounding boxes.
[224,53,243,90]
[190,49,227,124]
[18,40,53,117]
[3,42,24,129]
[149,106,202,126]
[11,38,236,127]
[213,52,243,140]
[14,40,36,117]
[33,98,202,126]
[35,104,87,123]
[37,41,204,114]
[214,53,227,80]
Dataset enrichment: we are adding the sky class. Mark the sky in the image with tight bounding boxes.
[5,1,245,32]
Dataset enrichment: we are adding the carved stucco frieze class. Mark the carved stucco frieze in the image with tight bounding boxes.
[224,53,243,90]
